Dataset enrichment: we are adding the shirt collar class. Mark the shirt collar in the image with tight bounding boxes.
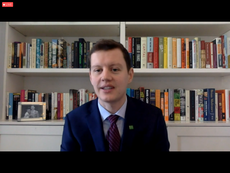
[98,96,127,121]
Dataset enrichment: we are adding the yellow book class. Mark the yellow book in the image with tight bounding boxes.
[164,37,168,68]
[172,38,177,68]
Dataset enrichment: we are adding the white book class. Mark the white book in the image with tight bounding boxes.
[8,43,12,68]
[31,39,36,68]
[176,38,181,68]
[35,93,38,102]
[192,40,196,68]
[52,92,57,120]
[78,89,87,106]
[141,37,147,69]
[210,42,214,68]
[197,89,203,122]
[27,43,30,68]
[185,89,190,122]
[167,37,172,68]
[215,93,218,122]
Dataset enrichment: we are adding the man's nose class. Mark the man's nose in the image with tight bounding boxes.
[101,68,112,81]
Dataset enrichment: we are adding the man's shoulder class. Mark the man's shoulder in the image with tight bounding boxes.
[67,99,97,120]
[128,96,161,112]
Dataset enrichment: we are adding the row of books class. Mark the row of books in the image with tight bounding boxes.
[7,38,96,69]
[6,89,97,120]
[125,35,230,69]
[126,87,230,122]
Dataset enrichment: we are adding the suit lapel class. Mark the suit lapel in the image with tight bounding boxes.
[120,96,142,151]
[85,98,107,151]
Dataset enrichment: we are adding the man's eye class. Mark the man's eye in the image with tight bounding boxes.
[112,68,119,72]
[94,69,101,72]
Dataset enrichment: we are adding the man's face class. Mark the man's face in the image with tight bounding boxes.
[89,48,134,107]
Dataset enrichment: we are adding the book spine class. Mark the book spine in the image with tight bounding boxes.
[176,38,181,68]
[160,91,164,117]
[181,38,186,68]
[44,42,48,68]
[40,42,44,68]
[153,37,159,68]
[52,39,57,68]
[194,37,199,68]
[212,40,217,68]
[197,89,204,122]
[185,89,190,121]
[201,41,206,68]
[134,89,140,100]
[164,90,169,121]
[185,38,189,68]
[168,89,174,121]
[132,37,136,68]
[8,43,12,68]
[155,89,160,109]
[220,35,226,68]
[189,41,193,68]
[57,39,64,68]
[163,37,168,68]
[145,89,150,104]
[225,89,229,121]
[141,37,147,69]
[147,37,153,68]
[79,89,87,106]
[86,41,90,68]
[159,37,164,68]
[8,93,13,120]
[16,43,20,68]
[205,42,210,68]
[227,37,230,68]
[192,39,196,68]
[174,89,180,121]
[216,38,223,68]
[224,35,228,68]
[63,41,67,68]
[190,90,195,121]
[178,88,185,121]
[139,87,145,102]
[36,39,41,68]
[74,41,79,68]
[150,89,155,106]
[172,38,177,68]
[135,37,141,68]
[167,37,172,68]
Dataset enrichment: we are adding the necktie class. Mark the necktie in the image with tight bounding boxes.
[106,115,120,151]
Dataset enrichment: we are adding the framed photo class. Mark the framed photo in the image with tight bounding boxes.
[17,102,46,121]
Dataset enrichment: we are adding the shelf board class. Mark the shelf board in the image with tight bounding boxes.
[0,119,230,127]
[125,22,230,36]
[7,68,230,77]
[8,22,120,37]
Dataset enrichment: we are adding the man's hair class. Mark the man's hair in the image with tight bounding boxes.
[88,39,131,72]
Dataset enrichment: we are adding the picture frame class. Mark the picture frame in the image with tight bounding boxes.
[17,102,46,122]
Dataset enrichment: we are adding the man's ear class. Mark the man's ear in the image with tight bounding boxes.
[128,68,134,83]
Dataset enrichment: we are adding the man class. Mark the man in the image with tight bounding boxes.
[30,105,39,118]
[60,39,170,151]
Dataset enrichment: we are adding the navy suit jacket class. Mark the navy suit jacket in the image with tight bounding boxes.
[60,95,170,151]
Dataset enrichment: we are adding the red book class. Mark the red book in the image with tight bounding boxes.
[128,37,132,53]
[153,37,159,68]
[20,89,25,102]
[57,93,61,119]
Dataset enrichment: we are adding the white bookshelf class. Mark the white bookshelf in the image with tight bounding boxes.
[2,21,230,151]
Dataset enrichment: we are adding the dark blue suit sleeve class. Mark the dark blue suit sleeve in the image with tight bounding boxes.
[60,114,80,151]
[155,110,170,151]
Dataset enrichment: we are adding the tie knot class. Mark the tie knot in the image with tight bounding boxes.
[107,115,119,125]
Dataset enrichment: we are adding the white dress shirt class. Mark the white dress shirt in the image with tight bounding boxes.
[98,96,127,138]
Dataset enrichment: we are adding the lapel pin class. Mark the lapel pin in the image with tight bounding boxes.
[129,125,134,130]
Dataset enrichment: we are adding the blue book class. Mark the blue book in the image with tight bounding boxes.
[147,37,153,68]
[203,88,215,121]
[8,93,13,120]
[130,89,134,98]
[52,39,58,68]
[126,88,131,97]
